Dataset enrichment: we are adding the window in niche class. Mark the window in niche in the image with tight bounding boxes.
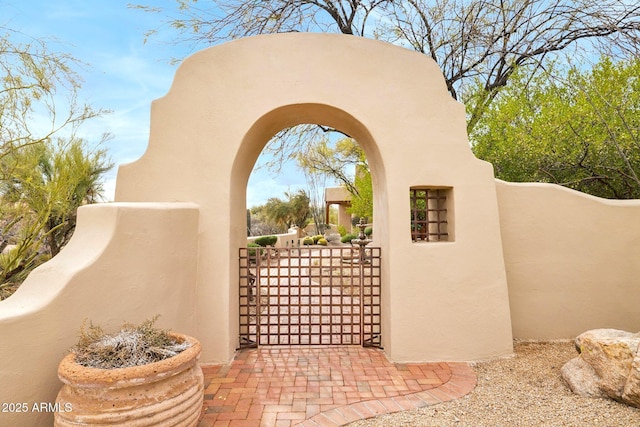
[410,187,451,242]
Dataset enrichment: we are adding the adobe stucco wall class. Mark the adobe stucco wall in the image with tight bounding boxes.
[496,180,640,338]
[116,33,514,363]
[1,32,640,426]
[325,186,353,230]
[247,229,298,247]
[0,203,199,426]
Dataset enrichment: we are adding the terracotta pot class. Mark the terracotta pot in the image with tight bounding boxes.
[54,333,203,426]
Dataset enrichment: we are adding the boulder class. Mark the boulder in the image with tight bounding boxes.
[560,356,607,398]
[562,329,640,408]
[624,355,640,406]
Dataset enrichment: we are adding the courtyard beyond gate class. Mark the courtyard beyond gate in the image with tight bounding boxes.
[239,246,382,348]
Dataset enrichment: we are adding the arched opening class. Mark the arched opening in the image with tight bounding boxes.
[231,104,388,348]
[231,103,388,249]
[246,123,373,243]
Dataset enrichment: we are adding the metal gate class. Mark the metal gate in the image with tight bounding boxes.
[239,245,381,348]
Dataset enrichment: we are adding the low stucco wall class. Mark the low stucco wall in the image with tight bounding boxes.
[496,180,640,339]
[247,229,299,248]
[0,202,199,427]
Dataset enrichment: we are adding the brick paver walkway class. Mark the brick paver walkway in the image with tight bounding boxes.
[198,346,477,427]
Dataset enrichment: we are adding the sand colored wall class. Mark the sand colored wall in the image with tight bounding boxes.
[325,186,353,230]
[496,180,640,338]
[247,229,299,248]
[0,202,199,426]
[116,33,514,363]
[325,186,352,204]
[3,35,640,426]
[337,205,353,231]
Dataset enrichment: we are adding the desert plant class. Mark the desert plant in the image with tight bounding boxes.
[312,235,323,243]
[246,242,263,258]
[254,235,278,247]
[71,316,191,369]
[341,233,357,244]
[56,317,203,426]
[318,238,328,246]
[365,227,373,237]
[337,224,348,237]
[303,237,314,245]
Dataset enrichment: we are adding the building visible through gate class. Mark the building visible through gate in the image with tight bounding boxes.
[239,245,381,348]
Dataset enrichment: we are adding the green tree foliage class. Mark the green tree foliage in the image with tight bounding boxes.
[298,137,373,219]
[350,165,372,220]
[253,235,278,247]
[298,137,363,195]
[0,29,112,299]
[2,139,112,253]
[0,139,112,294]
[285,189,312,230]
[261,197,290,232]
[471,57,640,199]
[251,190,311,234]
[0,28,104,162]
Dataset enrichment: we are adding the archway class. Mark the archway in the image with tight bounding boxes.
[246,124,372,240]
[116,33,513,363]
[232,105,387,349]
[240,117,380,348]
[232,104,386,250]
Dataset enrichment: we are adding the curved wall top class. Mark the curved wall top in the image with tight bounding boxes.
[116,33,475,204]
[116,33,513,363]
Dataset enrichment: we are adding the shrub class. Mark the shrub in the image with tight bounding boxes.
[337,225,347,237]
[303,237,314,245]
[341,233,357,244]
[317,238,328,246]
[254,235,278,247]
[365,227,373,237]
[247,242,262,258]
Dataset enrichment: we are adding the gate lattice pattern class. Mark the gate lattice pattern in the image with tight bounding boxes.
[239,246,381,348]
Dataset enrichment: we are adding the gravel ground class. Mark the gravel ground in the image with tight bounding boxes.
[347,340,640,427]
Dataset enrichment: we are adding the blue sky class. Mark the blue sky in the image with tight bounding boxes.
[1,0,309,207]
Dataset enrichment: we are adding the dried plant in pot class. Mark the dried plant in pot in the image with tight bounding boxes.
[54,317,204,427]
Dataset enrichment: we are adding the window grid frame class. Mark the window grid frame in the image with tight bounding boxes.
[410,188,449,242]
